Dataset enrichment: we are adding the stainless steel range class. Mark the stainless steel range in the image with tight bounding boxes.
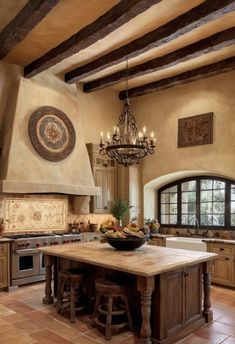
[5,233,82,286]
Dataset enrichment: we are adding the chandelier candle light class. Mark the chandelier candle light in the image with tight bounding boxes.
[99,60,156,167]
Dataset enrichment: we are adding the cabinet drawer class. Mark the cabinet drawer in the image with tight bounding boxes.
[0,244,8,256]
[209,244,234,255]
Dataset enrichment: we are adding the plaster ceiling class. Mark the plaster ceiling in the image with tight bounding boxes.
[1,0,234,97]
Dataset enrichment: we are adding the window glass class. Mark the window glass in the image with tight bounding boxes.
[213,180,225,189]
[200,190,212,202]
[159,177,234,228]
[213,190,225,202]
[182,192,196,202]
[201,180,212,190]
[200,202,212,214]
[182,181,196,191]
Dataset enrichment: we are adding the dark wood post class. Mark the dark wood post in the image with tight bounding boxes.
[43,254,54,305]
[137,275,155,344]
[203,261,213,323]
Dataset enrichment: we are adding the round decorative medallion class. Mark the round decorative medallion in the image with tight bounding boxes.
[28,106,76,161]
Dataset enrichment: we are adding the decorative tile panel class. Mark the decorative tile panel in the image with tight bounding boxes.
[4,198,67,231]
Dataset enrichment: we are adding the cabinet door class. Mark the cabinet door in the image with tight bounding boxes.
[185,265,202,325]
[106,167,117,210]
[0,256,7,288]
[161,269,184,337]
[212,255,234,285]
[93,167,107,213]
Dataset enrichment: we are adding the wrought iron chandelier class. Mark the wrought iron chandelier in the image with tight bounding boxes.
[99,60,156,167]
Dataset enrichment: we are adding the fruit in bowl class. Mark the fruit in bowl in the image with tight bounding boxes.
[103,223,149,250]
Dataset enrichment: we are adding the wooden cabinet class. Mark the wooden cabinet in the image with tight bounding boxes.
[207,243,235,287]
[152,264,202,341]
[117,164,142,225]
[0,242,9,289]
[86,144,117,213]
[148,237,165,247]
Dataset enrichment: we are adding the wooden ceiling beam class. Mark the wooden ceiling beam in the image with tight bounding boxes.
[83,27,235,92]
[119,56,235,99]
[24,0,162,78]
[0,0,59,60]
[65,0,235,84]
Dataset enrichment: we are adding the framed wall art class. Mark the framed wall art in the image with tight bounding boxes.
[178,112,213,148]
[28,106,76,161]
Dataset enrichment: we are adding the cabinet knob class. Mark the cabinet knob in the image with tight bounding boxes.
[183,271,189,277]
[224,257,230,261]
[104,206,108,210]
[220,248,225,251]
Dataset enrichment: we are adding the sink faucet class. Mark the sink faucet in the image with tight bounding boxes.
[194,217,199,230]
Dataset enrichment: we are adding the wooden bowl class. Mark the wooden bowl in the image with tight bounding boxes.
[106,236,147,250]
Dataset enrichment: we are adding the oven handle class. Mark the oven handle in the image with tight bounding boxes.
[15,249,41,255]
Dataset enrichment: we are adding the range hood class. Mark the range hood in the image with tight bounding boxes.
[0,73,99,196]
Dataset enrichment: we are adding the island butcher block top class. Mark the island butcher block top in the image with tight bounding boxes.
[39,241,217,277]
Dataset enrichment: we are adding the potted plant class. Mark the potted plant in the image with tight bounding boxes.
[110,199,130,227]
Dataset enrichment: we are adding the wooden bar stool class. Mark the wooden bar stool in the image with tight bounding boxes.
[56,268,86,323]
[93,278,132,340]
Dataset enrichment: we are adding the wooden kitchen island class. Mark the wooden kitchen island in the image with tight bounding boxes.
[39,242,216,344]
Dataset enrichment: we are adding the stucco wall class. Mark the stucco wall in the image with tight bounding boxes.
[131,71,235,218]
[0,62,121,194]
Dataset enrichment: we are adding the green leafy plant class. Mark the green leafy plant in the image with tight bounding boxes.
[110,199,130,221]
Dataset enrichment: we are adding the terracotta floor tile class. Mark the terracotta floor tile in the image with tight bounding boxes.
[177,334,211,343]
[0,283,235,344]
[31,329,74,343]
[13,318,44,334]
[0,328,35,344]
[206,321,235,336]
[194,326,229,344]
[1,300,34,313]
[3,311,28,323]
[71,334,99,343]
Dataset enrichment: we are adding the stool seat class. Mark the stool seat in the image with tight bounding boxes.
[93,278,132,340]
[57,268,86,323]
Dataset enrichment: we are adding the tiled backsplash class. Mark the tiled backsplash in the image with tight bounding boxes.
[4,198,67,232]
[0,194,115,235]
[161,227,235,240]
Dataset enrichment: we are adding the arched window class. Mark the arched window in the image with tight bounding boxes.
[158,176,235,229]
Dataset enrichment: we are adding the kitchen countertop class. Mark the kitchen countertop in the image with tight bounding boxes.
[202,238,235,245]
[0,237,12,242]
[39,241,216,277]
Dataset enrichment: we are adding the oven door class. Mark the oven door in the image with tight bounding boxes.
[12,249,40,279]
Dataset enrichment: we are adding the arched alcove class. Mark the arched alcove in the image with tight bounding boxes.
[143,170,229,221]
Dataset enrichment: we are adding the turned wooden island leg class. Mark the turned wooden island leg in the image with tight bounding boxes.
[43,254,55,305]
[203,261,213,323]
[137,276,155,344]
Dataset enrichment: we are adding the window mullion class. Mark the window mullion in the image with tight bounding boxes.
[178,183,181,226]
[196,180,200,226]
[225,181,230,227]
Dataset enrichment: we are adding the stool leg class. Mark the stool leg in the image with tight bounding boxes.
[105,296,113,340]
[122,295,132,331]
[70,282,76,323]
[57,281,64,313]
[92,293,101,319]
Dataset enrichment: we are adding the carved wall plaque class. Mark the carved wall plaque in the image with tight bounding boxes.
[28,106,76,161]
[178,112,213,148]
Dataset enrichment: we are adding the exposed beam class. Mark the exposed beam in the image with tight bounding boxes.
[119,56,235,99]
[24,0,162,78]
[65,0,235,84]
[83,27,235,92]
[0,0,59,60]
